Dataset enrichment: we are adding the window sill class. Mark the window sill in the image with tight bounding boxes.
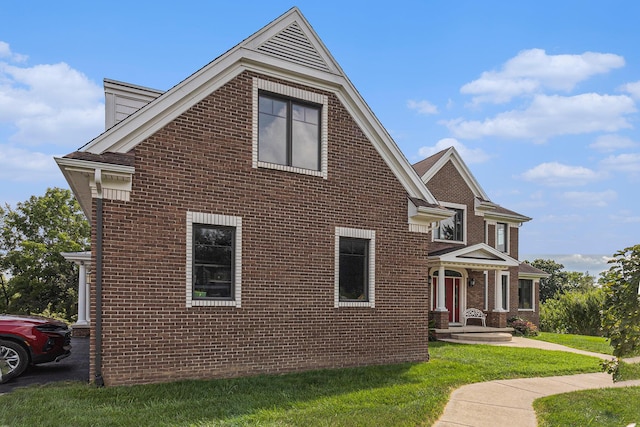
[188,299,240,308]
[517,308,535,312]
[257,160,326,178]
[433,239,466,245]
[336,301,375,308]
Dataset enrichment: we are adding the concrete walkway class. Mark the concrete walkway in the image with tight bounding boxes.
[434,337,640,427]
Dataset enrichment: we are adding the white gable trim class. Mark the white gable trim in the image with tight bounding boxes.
[419,147,489,201]
[77,8,438,205]
[428,243,519,270]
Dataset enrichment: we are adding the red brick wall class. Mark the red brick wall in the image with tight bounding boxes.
[89,71,431,386]
[422,160,534,324]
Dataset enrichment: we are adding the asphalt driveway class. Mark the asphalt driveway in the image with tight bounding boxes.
[0,336,89,394]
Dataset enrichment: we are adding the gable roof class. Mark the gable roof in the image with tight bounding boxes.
[58,7,450,221]
[414,147,490,200]
[413,146,531,224]
[428,243,520,270]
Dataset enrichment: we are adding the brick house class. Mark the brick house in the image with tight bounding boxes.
[55,8,454,386]
[413,147,548,329]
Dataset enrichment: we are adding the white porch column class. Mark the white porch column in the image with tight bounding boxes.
[494,270,505,312]
[85,278,91,323]
[61,251,92,327]
[436,265,447,311]
[76,262,88,325]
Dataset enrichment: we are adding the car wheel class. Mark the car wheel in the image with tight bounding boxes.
[0,339,29,383]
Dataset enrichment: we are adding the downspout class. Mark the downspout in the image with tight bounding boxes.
[94,170,105,387]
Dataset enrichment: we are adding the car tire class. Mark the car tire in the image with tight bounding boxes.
[0,339,29,384]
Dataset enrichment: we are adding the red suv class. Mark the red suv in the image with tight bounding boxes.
[0,314,72,383]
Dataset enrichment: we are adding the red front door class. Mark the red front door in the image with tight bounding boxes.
[445,278,460,322]
[433,276,462,323]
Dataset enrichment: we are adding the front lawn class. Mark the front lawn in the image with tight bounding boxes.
[535,387,640,427]
[531,332,614,355]
[0,342,603,427]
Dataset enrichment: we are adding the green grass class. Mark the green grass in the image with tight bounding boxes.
[531,332,614,355]
[534,387,640,427]
[0,342,603,427]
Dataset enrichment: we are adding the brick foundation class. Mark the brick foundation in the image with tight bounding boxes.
[486,311,507,328]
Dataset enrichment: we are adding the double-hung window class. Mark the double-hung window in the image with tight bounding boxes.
[187,212,242,307]
[496,222,508,252]
[500,273,509,311]
[518,279,534,310]
[335,227,375,308]
[434,206,465,243]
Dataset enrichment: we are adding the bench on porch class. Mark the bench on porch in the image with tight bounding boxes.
[463,308,486,327]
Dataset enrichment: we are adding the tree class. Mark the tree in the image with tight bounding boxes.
[528,259,568,303]
[601,244,640,359]
[539,286,604,336]
[0,188,90,320]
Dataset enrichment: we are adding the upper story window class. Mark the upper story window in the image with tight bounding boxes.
[496,222,508,252]
[434,204,465,243]
[253,78,328,179]
[258,94,320,170]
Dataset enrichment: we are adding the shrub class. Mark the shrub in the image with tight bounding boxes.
[539,287,604,336]
[508,317,539,337]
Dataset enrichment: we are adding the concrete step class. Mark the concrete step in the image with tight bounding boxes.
[450,332,513,343]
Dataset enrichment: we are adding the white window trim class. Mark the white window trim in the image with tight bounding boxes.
[433,201,467,244]
[518,278,536,312]
[499,271,510,311]
[483,271,489,311]
[496,222,509,253]
[252,77,328,179]
[335,227,375,308]
[186,212,242,308]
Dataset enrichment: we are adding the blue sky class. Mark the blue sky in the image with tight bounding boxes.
[1,1,639,276]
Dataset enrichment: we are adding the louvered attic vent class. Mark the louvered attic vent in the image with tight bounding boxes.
[257,22,330,71]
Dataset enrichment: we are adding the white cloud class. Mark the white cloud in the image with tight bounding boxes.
[407,99,438,115]
[589,134,637,152]
[461,49,625,104]
[521,254,614,275]
[0,41,27,63]
[521,162,602,186]
[417,138,490,164]
[444,93,636,141]
[600,153,640,175]
[608,209,640,224]
[0,56,103,147]
[620,80,640,100]
[0,145,62,182]
[561,190,617,207]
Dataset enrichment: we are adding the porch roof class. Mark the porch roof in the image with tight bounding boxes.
[427,243,519,271]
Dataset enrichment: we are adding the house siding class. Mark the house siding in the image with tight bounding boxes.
[89,71,431,386]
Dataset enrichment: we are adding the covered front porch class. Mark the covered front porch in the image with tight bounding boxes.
[428,243,520,332]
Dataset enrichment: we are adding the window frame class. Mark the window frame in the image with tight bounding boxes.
[335,227,375,308]
[186,212,242,308]
[500,272,510,311]
[433,202,466,244]
[252,77,328,179]
[496,222,508,253]
[518,278,535,311]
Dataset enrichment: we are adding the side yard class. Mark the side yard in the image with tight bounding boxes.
[0,342,605,427]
